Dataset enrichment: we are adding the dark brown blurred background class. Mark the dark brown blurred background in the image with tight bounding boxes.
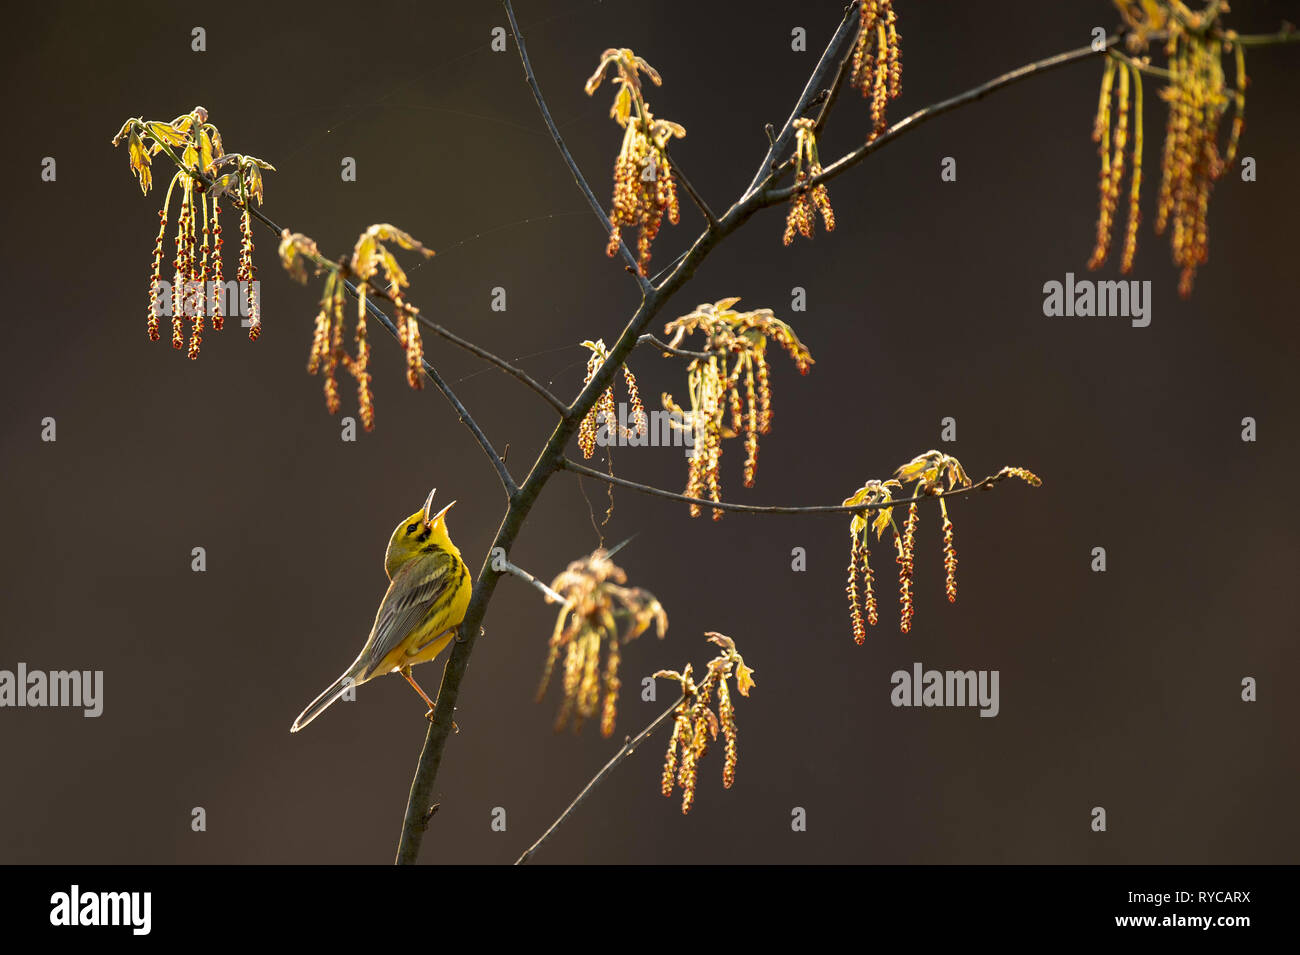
[1,0,1297,864]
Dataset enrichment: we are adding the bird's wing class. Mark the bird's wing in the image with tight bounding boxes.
[358,551,460,680]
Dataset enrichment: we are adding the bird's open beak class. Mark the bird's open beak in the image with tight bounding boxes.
[429,500,457,525]
[423,488,456,526]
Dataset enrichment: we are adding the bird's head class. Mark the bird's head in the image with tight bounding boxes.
[384,488,458,578]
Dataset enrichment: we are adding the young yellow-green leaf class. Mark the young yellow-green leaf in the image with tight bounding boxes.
[207,173,236,201]
[633,54,662,86]
[372,224,431,255]
[111,118,139,147]
[278,230,320,284]
[584,49,620,95]
[706,632,737,654]
[207,126,224,161]
[379,247,408,290]
[245,164,264,205]
[127,129,152,195]
[734,661,756,697]
[650,118,686,143]
[895,451,941,485]
[945,457,971,489]
[351,234,378,281]
[199,130,214,176]
[147,121,190,148]
[652,668,687,684]
[612,83,632,126]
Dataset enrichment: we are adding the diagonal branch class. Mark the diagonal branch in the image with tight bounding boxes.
[151,141,554,481]
[742,2,862,198]
[514,694,684,864]
[812,8,861,138]
[356,282,567,415]
[502,0,653,294]
[636,332,711,359]
[235,202,518,495]
[763,38,1117,204]
[561,457,1027,515]
[665,155,718,229]
[497,557,566,604]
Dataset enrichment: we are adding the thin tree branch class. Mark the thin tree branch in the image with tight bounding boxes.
[514,694,684,864]
[813,5,861,138]
[344,277,518,496]
[417,312,568,416]
[764,38,1117,204]
[1107,47,1174,79]
[497,558,566,604]
[248,200,564,416]
[230,202,519,496]
[502,0,652,294]
[636,333,711,359]
[763,24,1300,205]
[666,155,718,229]
[742,2,861,198]
[561,458,1026,515]
[1232,28,1300,47]
[356,282,568,415]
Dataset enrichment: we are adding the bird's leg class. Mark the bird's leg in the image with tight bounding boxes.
[399,664,437,717]
[398,664,459,733]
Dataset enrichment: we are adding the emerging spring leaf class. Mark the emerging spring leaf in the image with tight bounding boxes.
[783,119,835,244]
[657,634,755,811]
[843,478,902,540]
[585,48,662,105]
[663,299,812,517]
[115,108,270,358]
[346,224,435,392]
[577,338,647,458]
[842,455,1041,639]
[895,449,970,492]
[127,129,152,195]
[278,231,321,284]
[842,478,902,641]
[538,549,667,738]
[588,47,683,275]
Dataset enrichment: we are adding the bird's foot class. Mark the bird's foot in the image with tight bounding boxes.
[424,709,460,733]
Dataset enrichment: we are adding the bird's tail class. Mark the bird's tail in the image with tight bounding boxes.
[290,666,362,733]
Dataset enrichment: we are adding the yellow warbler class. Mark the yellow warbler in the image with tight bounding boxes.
[290,488,471,733]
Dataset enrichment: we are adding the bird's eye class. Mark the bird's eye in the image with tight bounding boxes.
[406,523,420,534]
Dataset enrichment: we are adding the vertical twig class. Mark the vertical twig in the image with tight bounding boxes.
[502,0,653,294]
